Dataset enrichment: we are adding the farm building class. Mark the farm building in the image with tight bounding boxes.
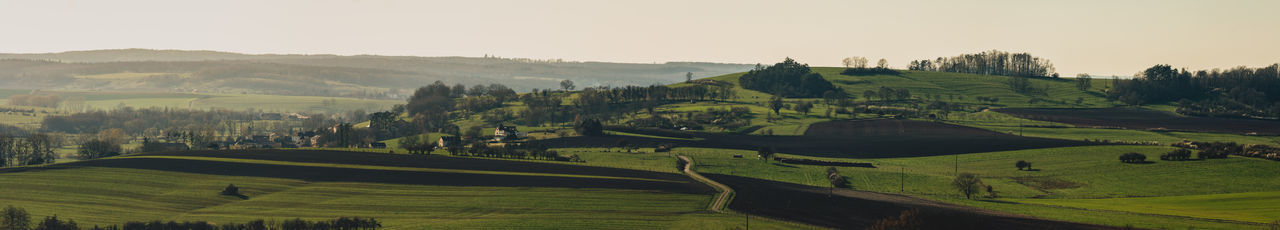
[438,136,462,148]
[493,124,526,142]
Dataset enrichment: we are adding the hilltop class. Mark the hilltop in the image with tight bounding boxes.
[0,49,752,98]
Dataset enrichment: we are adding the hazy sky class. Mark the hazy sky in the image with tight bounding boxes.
[2,0,1277,76]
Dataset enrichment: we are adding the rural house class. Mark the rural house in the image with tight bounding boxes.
[438,136,462,148]
[493,124,526,142]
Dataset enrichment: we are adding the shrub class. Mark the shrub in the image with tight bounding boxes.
[1015,160,1030,170]
[220,184,240,196]
[1119,152,1147,163]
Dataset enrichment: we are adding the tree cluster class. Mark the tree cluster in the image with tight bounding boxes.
[738,58,838,98]
[1160,148,1193,161]
[909,50,1058,78]
[840,67,900,76]
[395,134,436,155]
[0,133,58,167]
[1109,64,1280,118]
[1119,152,1147,163]
[460,142,567,162]
[76,139,122,160]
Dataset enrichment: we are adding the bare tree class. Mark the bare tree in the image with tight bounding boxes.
[952,173,982,199]
[877,59,889,69]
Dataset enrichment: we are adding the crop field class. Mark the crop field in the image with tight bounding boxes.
[541,121,1097,159]
[0,150,814,229]
[997,107,1280,135]
[539,144,1278,229]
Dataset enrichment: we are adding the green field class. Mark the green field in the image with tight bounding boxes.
[1014,191,1280,223]
[0,153,814,229]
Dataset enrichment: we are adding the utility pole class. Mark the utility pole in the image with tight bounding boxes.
[900,166,905,193]
[955,154,959,175]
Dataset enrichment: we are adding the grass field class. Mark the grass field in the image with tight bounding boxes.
[0,150,814,229]
[1013,191,1280,223]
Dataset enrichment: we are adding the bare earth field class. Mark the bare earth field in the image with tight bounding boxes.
[542,120,1099,158]
[996,108,1280,135]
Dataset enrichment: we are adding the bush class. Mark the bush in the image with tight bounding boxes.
[1119,152,1148,163]
[1015,160,1031,170]
[220,184,240,196]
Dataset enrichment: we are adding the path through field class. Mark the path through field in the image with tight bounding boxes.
[678,155,733,212]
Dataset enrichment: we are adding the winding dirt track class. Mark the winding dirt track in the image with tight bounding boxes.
[678,155,733,212]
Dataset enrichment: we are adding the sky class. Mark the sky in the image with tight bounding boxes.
[1,0,1277,76]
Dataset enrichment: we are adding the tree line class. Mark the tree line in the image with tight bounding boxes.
[909,50,1058,78]
[1,205,381,230]
[7,93,63,108]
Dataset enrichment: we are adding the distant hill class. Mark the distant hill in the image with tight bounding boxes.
[0,49,751,98]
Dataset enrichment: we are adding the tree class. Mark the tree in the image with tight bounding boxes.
[1075,74,1093,91]
[575,118,604,136]
[769,94,785,115]
[560,79,575,91]
[685,72,693,83]
[877,58,889,69]
[756,146,775,161]
[842,57,854,68]
[1015,160,1030,170]
[793,101,813,116]
[1,205,30,230]
[952,173,982,199]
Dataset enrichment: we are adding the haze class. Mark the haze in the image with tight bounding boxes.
[2,0,1277,76]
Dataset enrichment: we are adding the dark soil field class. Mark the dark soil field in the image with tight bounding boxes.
[543,120,1097,158]
[997,108,1280,135]
[16,150,713,193]
[706,174,1116,230]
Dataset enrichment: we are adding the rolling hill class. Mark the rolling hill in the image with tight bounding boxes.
[0,49,752,98]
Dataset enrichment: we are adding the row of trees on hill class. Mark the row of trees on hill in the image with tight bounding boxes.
[0,134,58,167]
[909,50,1058,78]
[738,58,838,98]
[7,94,64,108]
[1109,64,1280,118]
